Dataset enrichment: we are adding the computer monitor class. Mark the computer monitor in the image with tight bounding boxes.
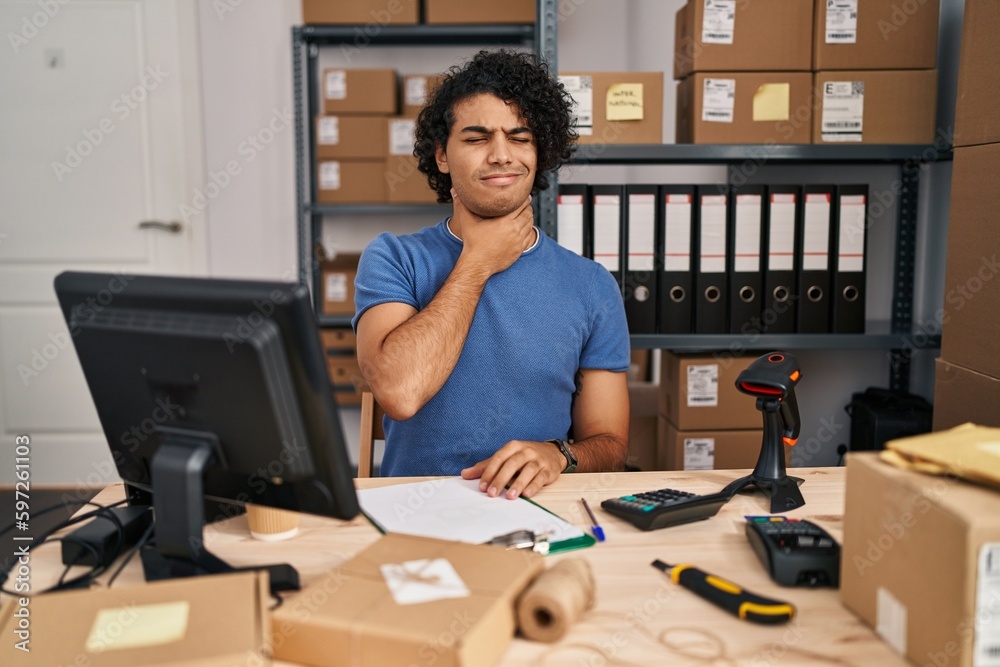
[54,271,360,591]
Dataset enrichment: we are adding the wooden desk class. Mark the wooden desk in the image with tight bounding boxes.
[33,469,904,666]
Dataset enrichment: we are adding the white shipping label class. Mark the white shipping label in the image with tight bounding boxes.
[825,0,858,44]
[703,78,735,123]
[557,195,585,256]
[319,161,341,190]
[318,117,339,145]
[768,194,797,271]
[876,587,908,656]
[664,194,692,272]
[405,76,428,106]
[803,193,831,270]
[702,0,735,44]
[381,559,470,606]
[561,75,594,136]
[684,438,715,471]
[838,195,866,272]
[325,273,348,303]
[974,543,1000,666]
[628,194,656,272]
[593,195,621,272]
[734,194,762,272]
[325,70,347,100]
[686,364,719,407]
[821,81,864,142]
[389,119,416,156]
[700,195,727,273]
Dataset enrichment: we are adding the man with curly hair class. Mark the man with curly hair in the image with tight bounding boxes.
[352,50,629,498]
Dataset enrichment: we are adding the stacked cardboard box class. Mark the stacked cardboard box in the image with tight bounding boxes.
[655,352,789,471]
[673,0,814,144]
[559,71,665,145]
[321,327,367,406]
[934,0,1000,430]
[316,68,398,204]
[302,0,534,25]
[384,74,444,204]
[811,0,939,144]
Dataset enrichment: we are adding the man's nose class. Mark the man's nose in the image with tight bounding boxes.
[487,136,512,164]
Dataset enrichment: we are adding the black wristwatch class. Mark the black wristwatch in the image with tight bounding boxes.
[546,439,577,473]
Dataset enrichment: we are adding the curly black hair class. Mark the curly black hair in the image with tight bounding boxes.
[414,49,577,204]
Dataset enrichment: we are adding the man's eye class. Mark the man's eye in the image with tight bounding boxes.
[511,137,531,143]
[465,138,486,143]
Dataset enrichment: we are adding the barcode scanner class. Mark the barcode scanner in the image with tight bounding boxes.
[719,352,806,513]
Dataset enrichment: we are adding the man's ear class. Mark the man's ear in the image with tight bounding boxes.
[435,145,449,174]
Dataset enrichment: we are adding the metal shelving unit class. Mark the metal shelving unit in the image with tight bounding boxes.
[293,2,559,323]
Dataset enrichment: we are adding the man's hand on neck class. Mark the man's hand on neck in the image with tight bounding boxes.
[450,189,535,279]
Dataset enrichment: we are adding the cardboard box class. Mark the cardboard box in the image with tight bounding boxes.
[302,0,418,25]
[424,0,535,24]
[321,252,361,315]
[933,358,1000,431]
[402,73,445,117]
[316,159,386,204]
[659,352,765,430]
[813,0,939,71]
[272,533,544,667]
[676,71,813,144]
[315,115,388,160]
[385,155,438,203]
[658,417,774,470]
[628,381,659,471]
[940,143,1000,377]
[840,453,1000,667]
[559,72,664,145]
[321,327,364,405]
[813,69,937,144]
[322,68,398,115]
[0,571,269,666]
[954,0,1000,147]
[321,327,357,351]
[673,0,813,79]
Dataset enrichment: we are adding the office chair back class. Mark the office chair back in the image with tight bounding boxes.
[358,391,384,478]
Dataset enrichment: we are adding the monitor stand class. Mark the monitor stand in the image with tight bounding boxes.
[719,398,805,513]
[139,432,300,596]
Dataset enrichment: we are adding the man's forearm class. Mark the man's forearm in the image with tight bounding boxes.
[365,256,491,419]
[570,434,628,473]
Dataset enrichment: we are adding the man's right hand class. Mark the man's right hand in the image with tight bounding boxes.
[452,189,535,277]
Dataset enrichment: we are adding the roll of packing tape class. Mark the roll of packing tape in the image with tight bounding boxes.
[517,558,596,642]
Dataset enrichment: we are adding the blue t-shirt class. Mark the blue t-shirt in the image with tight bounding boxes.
[352,219,630,476]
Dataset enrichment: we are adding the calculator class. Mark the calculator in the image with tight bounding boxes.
[600,488,729,531]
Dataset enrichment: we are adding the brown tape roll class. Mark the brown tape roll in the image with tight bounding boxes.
[516,558,596,642]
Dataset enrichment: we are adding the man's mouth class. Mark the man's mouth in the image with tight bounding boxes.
[480,172,523,186]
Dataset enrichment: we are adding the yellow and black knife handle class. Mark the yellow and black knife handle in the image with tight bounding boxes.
[670,564,795,624]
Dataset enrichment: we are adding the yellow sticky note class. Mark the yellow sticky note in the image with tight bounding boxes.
[86,601,189,653]
[606,83,644,121]
[752,83,790,122]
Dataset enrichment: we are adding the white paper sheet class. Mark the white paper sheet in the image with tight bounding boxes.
[358,477,585,546]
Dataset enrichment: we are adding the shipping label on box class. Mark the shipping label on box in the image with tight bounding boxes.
[824,0,858,43]
[560,75,593,136]
[820,81,864,142]
[702,78,735,123]
[702,0,736,44]
[684,437,716,470]
[389,118,416,156]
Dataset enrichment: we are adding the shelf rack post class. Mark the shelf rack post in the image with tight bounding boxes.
[889,159,922,391]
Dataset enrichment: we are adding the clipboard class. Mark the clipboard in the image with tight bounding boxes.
[357,478,596,555]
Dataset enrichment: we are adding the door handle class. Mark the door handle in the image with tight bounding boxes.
[137,220,183,233]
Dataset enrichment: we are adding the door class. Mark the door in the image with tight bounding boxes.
[0,0,207,486]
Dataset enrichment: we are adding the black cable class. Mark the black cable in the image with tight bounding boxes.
[0,498,130,597]
[106,520,155,588]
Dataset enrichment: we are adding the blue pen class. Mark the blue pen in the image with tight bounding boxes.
[581,498,606,542]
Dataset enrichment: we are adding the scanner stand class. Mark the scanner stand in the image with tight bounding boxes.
[720,397,805,513]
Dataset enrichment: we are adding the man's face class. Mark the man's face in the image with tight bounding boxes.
[435,93,537,218]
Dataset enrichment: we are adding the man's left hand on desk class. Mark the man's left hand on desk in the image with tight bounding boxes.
[461,439,566,500]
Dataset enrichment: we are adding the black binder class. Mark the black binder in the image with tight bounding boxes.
[797,185,836,333]
[694,185,729,334]
[556,184,591,258]
[762,185,800,334]
[728,185,765,334]
[590,185,625,294]
[658,185,696,334]
[831,185,868,334]
[623,185,659,334]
